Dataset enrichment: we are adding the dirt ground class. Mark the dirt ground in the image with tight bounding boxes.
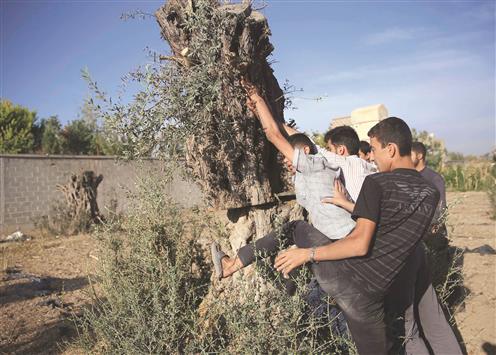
[0,233,96,355]
[449,192,496,354]
[0,191,495,354]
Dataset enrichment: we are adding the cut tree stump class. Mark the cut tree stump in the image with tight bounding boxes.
[56,171,103,235]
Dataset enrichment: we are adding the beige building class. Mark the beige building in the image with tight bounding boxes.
[330,104,389,141]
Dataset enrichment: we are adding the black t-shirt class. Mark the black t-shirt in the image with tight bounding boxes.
[347,168,440,294]
[420,166,447,222]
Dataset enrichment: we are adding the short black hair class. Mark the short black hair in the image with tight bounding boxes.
[324,126,360,155]
[411,141,427,159]
[359,140,371,154]
[367,117,412,156]
[287,133,318,154]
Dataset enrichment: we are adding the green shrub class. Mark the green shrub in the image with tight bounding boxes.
[196,273,354,354]
[74,171,473,354]
[75,169,357,354]
[76,168,210,353]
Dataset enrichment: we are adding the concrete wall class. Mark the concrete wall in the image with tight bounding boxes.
[0,155,203,235]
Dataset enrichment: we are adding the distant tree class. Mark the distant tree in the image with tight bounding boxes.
[61,119,95,155]
[311,131,326,148]
[0,100,36,153]
[77,98,121,155]
[80,98,125,156]
[79,98,98,130]
[94,130,125,156]
[32,117,46,152]
[42,116,64,154]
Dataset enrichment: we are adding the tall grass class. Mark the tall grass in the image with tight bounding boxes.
[441,162,495,192]
[440,161,496,219]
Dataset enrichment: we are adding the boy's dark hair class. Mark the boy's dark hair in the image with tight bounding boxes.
[287,133,318,154]
[411,141,427,159]
[359,140,371,154]
[368,117,412,156]
[324,126,360,155]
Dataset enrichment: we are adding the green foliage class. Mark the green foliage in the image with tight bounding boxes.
[76,169,210,354]
[198,275,354,354]
[423,198,467,326]
[93,131,125,156]
[83,0,248,160]
[76,169,354,354]
[0,97,124,156]
[0,99,36,153]
[441,162,494,192]
[61,119,96,155]
[447,151,464,162]
[488,183,496,220]
[40,116,64,154]
[32,117,45,152]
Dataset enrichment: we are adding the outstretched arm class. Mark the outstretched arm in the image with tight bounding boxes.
[243,80,295,162]
[282,123,299,136]
[274,217,376,276]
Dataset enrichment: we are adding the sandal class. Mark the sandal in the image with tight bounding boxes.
[211,242,227,280]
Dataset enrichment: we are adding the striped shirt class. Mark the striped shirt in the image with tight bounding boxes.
[293,149,356,240]
[317,147,377,202]
[348,169,440,294]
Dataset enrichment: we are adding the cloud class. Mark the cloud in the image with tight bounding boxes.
[315,49,478,84]
[287,71,494,155]
[363,27,425,45]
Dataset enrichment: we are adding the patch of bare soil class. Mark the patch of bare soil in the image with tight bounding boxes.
[0,191,494,354]
[448,192,496,355]
[0,234,96,355]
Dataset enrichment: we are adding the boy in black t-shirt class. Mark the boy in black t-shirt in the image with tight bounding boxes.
[274,117,461,354]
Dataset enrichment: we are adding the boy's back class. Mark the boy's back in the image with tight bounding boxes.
[348,168,440,294]
[293,149,356,240]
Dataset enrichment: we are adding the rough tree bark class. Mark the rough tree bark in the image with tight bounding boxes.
[56,171,103,235]
[155,0,290,211]
[155,1,304,251]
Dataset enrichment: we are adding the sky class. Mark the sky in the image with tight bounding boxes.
[1,0,494,155]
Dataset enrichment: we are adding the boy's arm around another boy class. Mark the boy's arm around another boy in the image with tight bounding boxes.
[275,217,376,276]
[275,176,381,276]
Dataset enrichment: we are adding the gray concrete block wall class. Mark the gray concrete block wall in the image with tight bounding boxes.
[0,155,204,235]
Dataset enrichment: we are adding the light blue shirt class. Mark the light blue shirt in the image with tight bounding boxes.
[293,149,356,240]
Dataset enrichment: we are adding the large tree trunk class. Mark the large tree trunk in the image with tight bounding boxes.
[155,0,290,210]
[155,1,303,264]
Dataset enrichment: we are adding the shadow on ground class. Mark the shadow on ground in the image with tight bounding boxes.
[0,273,89,306]
[0,303,94,355]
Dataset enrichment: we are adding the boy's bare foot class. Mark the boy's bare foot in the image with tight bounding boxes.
[211,242,244,280]
[221,256,243,278]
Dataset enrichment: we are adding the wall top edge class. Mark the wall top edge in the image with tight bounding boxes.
[0,154,160,161]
